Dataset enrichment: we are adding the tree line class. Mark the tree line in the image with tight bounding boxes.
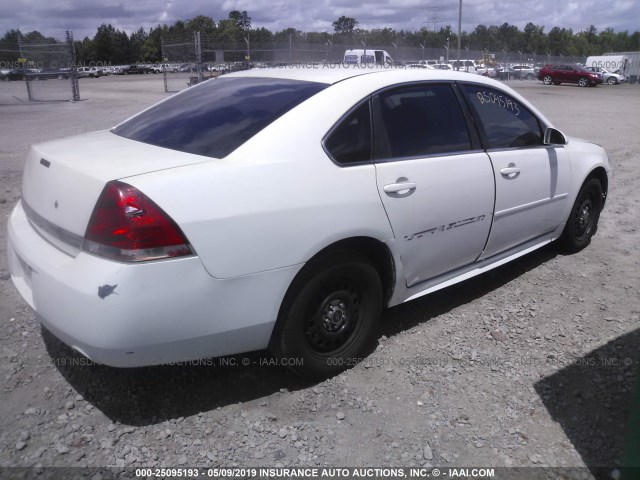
[1,11,639,65]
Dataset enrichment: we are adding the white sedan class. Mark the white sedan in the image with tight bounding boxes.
[7,67,611,378]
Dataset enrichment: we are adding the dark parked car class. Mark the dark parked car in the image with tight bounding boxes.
[538,64,603,87]
[124,65,155,75]
[35,68,71,80]
[1,68,39,81]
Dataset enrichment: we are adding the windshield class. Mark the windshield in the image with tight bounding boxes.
[112,77,328,159]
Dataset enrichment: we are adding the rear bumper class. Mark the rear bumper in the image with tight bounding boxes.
[7,200,300,367]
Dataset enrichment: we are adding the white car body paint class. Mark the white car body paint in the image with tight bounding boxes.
[8,66,611,367]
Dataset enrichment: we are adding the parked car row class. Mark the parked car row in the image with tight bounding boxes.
[0,67,74,81]
[401,61,538,80]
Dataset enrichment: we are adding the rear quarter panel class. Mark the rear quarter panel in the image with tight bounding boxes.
[123,76,398,279]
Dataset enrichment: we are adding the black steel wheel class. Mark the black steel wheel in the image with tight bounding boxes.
[558,178,603,252]
[270,250,382,379]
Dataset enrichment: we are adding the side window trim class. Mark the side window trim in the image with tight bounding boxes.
[451,82,483,150]
[321,97,373,167]
[371,81,478,163]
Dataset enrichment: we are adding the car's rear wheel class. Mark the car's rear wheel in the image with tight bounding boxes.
[543,75,553,85]
[578,77,589,87]
[607,77,617,85]
[558,178,603,252]
[270,250,382,379]
[526,73,534,80]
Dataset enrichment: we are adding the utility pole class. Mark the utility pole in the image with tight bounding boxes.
[245,33,250,66]
[425,8,441,32]
[456,0,462,70]
[194,31,202,83]
[445,37,450,63]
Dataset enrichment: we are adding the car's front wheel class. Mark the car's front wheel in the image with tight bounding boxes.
[607,77,617,85]
[578,77,589,87]
[270,250,383,379]
[558,178,603,252]
[543,75,553,85]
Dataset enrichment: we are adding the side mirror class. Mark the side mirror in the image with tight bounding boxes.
[544,127,567,145]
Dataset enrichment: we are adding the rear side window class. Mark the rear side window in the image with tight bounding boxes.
[112,77,327,159]
[375,84,472,160]
[461,84,542,149]
[324,101,372,165]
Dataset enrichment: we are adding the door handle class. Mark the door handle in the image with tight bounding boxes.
[500,164,520,179]
[383,182,417,195]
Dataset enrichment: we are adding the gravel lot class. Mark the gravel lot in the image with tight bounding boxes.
[0,75,638,478]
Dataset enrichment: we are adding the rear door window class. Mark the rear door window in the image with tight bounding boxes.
[113,77,327,159]
[374,83,472,160]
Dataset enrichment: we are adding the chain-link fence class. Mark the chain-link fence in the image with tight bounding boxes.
[23,31,80,102]
[160,33,223,92]
[155,32,640,92]
[156,33,595,82]
[0,31,80,102]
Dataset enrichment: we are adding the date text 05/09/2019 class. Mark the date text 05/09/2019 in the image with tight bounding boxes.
[134,467,496,478]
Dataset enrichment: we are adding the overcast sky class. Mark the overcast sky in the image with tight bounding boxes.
[1,0,638,40]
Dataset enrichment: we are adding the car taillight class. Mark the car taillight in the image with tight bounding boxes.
[83,181,193,262]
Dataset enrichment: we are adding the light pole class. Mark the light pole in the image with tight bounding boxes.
[445,37,450,63]
[420,43,425,61]
[456,0,462,70]
[464,45,469,71]
[244,34,250,65]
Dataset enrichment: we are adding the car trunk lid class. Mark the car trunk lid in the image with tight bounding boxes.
[21,130,208,255]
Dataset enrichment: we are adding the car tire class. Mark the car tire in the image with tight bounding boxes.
[578,77,589,87]
[558,178,603,253]
[607,77,617,85]
[526,73,534,80]
[270,250,383,379]
[543,75,553,85]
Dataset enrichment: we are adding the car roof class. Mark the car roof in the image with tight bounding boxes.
[225,65,491,85]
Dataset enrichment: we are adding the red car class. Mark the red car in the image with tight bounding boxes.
[538,64,603,87]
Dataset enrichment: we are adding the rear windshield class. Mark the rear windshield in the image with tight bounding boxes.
[112,77,328,158]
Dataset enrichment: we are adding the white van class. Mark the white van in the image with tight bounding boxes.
[585,56,630,77]
[451,59,479,74]
[344,49,393,66]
